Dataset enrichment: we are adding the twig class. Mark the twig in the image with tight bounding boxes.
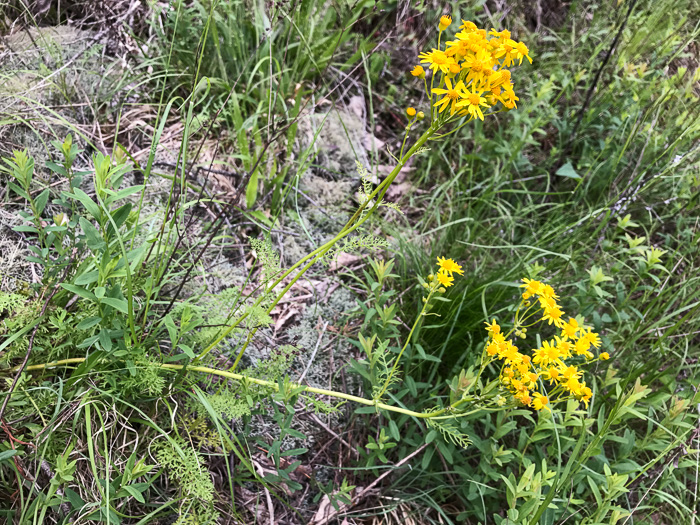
[314,443,429,525]
[298,320,329,383]
[0,270,69,421]
[559,0,638,166]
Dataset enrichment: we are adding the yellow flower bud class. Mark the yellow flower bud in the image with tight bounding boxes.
[417,111,425,120]
[411,65,426,79]
[448,62,461,77]
[439,287,446,293]
[600,352,610,360]
[439,15,452,31]
[406,107,417,118]
[427,273,434,282]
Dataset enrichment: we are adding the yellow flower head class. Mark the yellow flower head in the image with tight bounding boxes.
[457,89,489,121]
[486,341,499,356]
[500,343,523,364]
[436,269,454,288]
[581,329,601,348]
[462,48,494,85]
[561,317,580,340]
[578,385,593,407]
[501,87,519,109]
[411,65,426,78]
[484,319,501,337]
[439,15,452,31]
[542,304,565,328]
[416,20,530,119]
[555,337,573,359]
[600,352,610,360]
[489,28,511,41]
[574,337,591,356]
[432,76,468,116]
[437,256,464,276]
[513,41,533,64]
[520,278,544,299]
[543,366,561,384]
[532,340,561,367]
[560,365,581,382]
[419,49,454,75]
[532,392,550,411]
[516,391,532,406]
[460,20,478,33]
[406,107,417,118]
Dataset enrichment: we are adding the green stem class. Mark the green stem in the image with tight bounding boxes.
[376,288,434,400]
[225,125,438,369]
[10,358,463,420]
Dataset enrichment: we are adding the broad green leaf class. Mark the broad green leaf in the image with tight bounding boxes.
[35,188,50,215]
[75,270,100,285]
[101,297,129,314]
[555,161,581,180]
[246,170,259,209]
[76,316,102,330]
[60,283,97,302]
[67,188,101,219]
[79,217,106,252]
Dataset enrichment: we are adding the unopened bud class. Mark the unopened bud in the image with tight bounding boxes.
[53,213,69,226]
[417,111,425,121]
[427,274,434,282]
[438,287,446,293]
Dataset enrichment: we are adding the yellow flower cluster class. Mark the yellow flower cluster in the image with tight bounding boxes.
[483,278,608,412]
[412,17,531,120]
[436,256,463,287]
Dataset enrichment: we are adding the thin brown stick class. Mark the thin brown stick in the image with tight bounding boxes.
[0,263,72,422]
[314,443,429,525]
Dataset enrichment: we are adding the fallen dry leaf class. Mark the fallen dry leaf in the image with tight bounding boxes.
[330,252,362,271]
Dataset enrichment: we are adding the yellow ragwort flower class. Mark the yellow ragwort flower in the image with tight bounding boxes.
[436,269,454,288]
[437,256,464,276]
[532,393,550,411]
[406,107,417,118]
[457,89,489,121]
[561,317,580,340]
[418,49,454,75]
[532,340,562,367]
[513,41,533,65]
[432,76,468,116]
[542,304,565,328]
[600,352,610,360]
[520,278,544,299]
[484,319,501,336]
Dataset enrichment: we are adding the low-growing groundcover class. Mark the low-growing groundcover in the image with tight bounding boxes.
[1,0,700,524]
